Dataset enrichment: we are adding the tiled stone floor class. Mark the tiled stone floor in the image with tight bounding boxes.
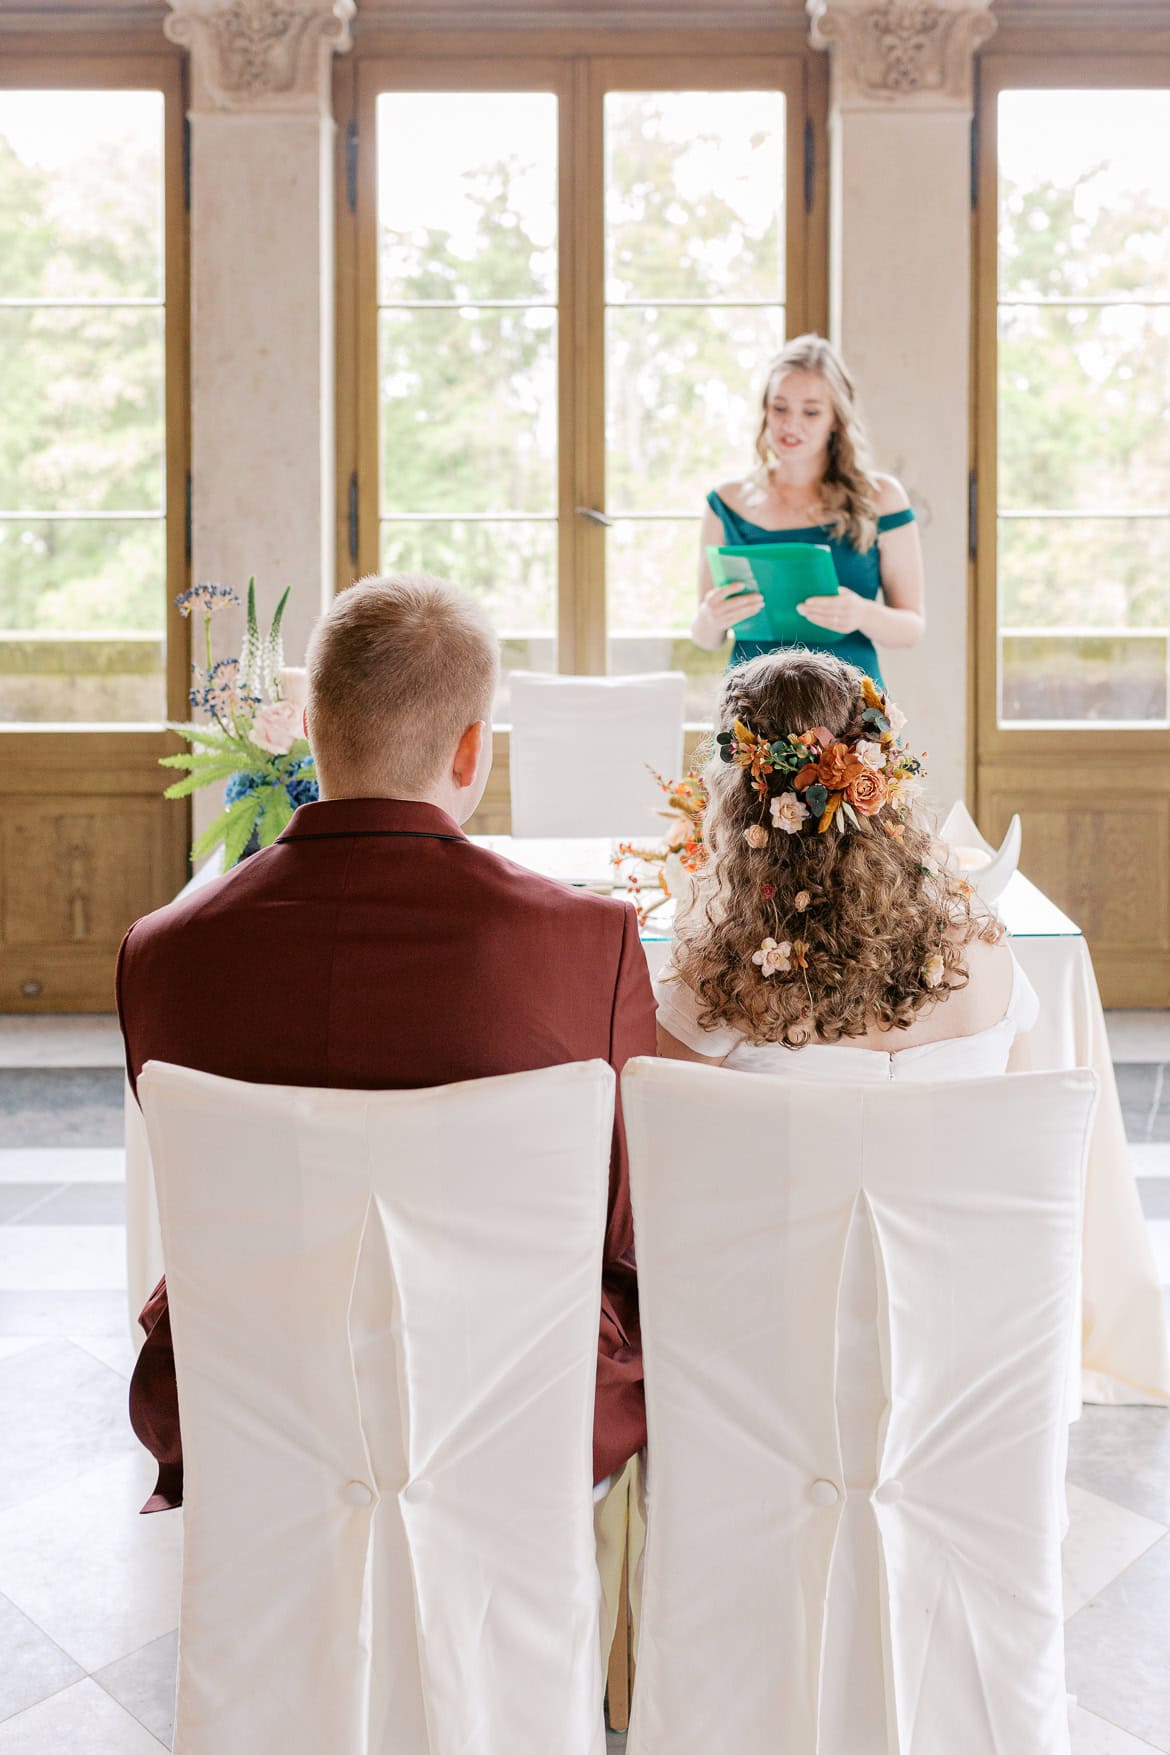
[1,1012,1168,1753]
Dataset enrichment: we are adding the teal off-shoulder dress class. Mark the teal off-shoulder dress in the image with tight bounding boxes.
[707,489,917,689]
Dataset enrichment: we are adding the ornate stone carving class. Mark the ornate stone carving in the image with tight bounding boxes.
[165,0,354,115]
[808,0,997,109]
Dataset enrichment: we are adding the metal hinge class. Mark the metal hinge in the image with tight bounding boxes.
[182,116,192,212]
[969,108,979,211]
[184,470,192,565]
[348,470,359,565]
[345,120,358,215]
[804,117,815,216]
[967,469,977,561]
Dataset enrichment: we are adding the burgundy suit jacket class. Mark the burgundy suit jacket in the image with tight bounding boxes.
[119,797,657,1511]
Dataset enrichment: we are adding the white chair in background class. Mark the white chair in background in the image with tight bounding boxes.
[139,1058,614,1755]
[507,670,687,838]
[621,1057,1097,1755]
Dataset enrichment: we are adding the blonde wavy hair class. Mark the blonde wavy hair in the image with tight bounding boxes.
[673,651,1001,1049]
[755,334,881,552]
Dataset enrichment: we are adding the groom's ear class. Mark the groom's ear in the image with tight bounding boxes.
[451,719,485,791]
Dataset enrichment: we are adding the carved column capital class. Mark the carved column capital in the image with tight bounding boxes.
[808,0,997,111]
[165,0,354,116]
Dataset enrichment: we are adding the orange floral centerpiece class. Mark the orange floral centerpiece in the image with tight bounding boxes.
[613,769,709,926]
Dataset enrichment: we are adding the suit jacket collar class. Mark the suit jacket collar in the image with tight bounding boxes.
[278,798,467,844]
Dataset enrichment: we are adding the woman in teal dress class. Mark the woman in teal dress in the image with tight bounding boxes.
[692,335,925,688]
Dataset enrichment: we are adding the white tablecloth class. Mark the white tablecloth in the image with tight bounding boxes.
[123,849,1170,1408]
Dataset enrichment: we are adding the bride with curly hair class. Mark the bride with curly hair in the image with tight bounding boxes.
[656,649,1037,1070]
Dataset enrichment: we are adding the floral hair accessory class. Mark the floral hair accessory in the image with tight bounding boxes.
[752,936,792,976]
[717,675,924,838]
[922,951,945,989]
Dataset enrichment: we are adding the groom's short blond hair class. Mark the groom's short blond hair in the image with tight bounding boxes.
[307,573,499,794]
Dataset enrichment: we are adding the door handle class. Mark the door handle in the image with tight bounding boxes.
[575,506,612,527]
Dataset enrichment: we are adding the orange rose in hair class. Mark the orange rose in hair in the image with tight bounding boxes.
[816,742,863,792]
[846,767,889,815]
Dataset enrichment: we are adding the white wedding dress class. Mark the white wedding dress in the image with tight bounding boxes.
[650,951,1048,1755]
[652,950,1040,1082]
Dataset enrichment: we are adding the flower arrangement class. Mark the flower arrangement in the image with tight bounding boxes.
[159,580,318,869]
[717,675,923,839]
[613,770,708,926]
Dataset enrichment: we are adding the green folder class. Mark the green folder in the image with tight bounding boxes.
[707,542,843,644]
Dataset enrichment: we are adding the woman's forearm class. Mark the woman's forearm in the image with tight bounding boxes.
[858,599,925,649]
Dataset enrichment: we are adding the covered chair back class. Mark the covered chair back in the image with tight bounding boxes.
[508,669,687,837]
[621,1057,1096,1755]
[140,1057,614,1755]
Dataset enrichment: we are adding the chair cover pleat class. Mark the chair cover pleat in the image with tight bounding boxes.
[622,1059,1096,1755]
[141,1058,613,1755]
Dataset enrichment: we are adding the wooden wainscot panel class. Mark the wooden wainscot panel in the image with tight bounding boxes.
[0,794,182,1012]
[978,764,1170,1007]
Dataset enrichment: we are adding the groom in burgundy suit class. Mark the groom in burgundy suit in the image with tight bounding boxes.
[119,573,656,1512]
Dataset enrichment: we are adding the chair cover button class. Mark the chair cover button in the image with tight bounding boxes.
[342,1480,374,1507]
[403,1479,434,1505]
[809,1478,840,1506]
[874,1479,904,1505]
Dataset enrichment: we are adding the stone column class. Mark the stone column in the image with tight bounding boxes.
[808,0,996,809]
[165,0,353,679]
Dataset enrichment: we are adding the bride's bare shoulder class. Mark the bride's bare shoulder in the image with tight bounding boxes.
[948,930,1015,1028]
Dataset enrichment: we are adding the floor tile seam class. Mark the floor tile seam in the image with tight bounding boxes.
[1068,1527,1170,1620]
[0,1678,78,1731]
[1149,1063,1167,1142]
[0,1586,90,1689]
[1074,1708,1169,1755]
[89,1668,170,1749]
[0,1187,64,1226]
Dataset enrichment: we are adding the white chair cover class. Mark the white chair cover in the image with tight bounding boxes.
[508,670,687,838]
[622,1058,1097,1755]
[139,1058,614,1755]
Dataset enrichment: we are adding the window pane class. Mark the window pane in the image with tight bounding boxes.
[0,90,163,301]
[998,306,1170,513]
[1001,633,1167,725]
[379,307,556,515]
[605,92,785,303]
[377,93,557,305]
[999,90,1170,303]
[0,89,167,727]
[605,517,725,720]
[604,88,787,717]
[0,308,165,513]
[996,88,1170,726]
[999,517,1170,632]
[376,92,558,715]
[606,305,786,513]
[380,518,557,716]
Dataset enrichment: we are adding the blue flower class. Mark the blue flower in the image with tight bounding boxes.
[225,756,317,811]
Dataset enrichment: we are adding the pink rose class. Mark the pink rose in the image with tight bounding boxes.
[251,699,303,755]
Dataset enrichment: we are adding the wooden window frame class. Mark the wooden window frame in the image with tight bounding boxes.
[335,28,827,693]
[973,47,1170,764]
[0,42,191,762]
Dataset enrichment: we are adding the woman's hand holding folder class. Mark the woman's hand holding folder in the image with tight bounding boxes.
[692,581,766,650]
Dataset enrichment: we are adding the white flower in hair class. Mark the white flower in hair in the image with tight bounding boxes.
[854,739,885,772]
[770,792,809,835]
[886,700,907,736]
[752,937,792,977]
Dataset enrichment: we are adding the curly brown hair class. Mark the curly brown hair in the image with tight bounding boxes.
[672,650,1001,1049]
[754,334,881,553]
